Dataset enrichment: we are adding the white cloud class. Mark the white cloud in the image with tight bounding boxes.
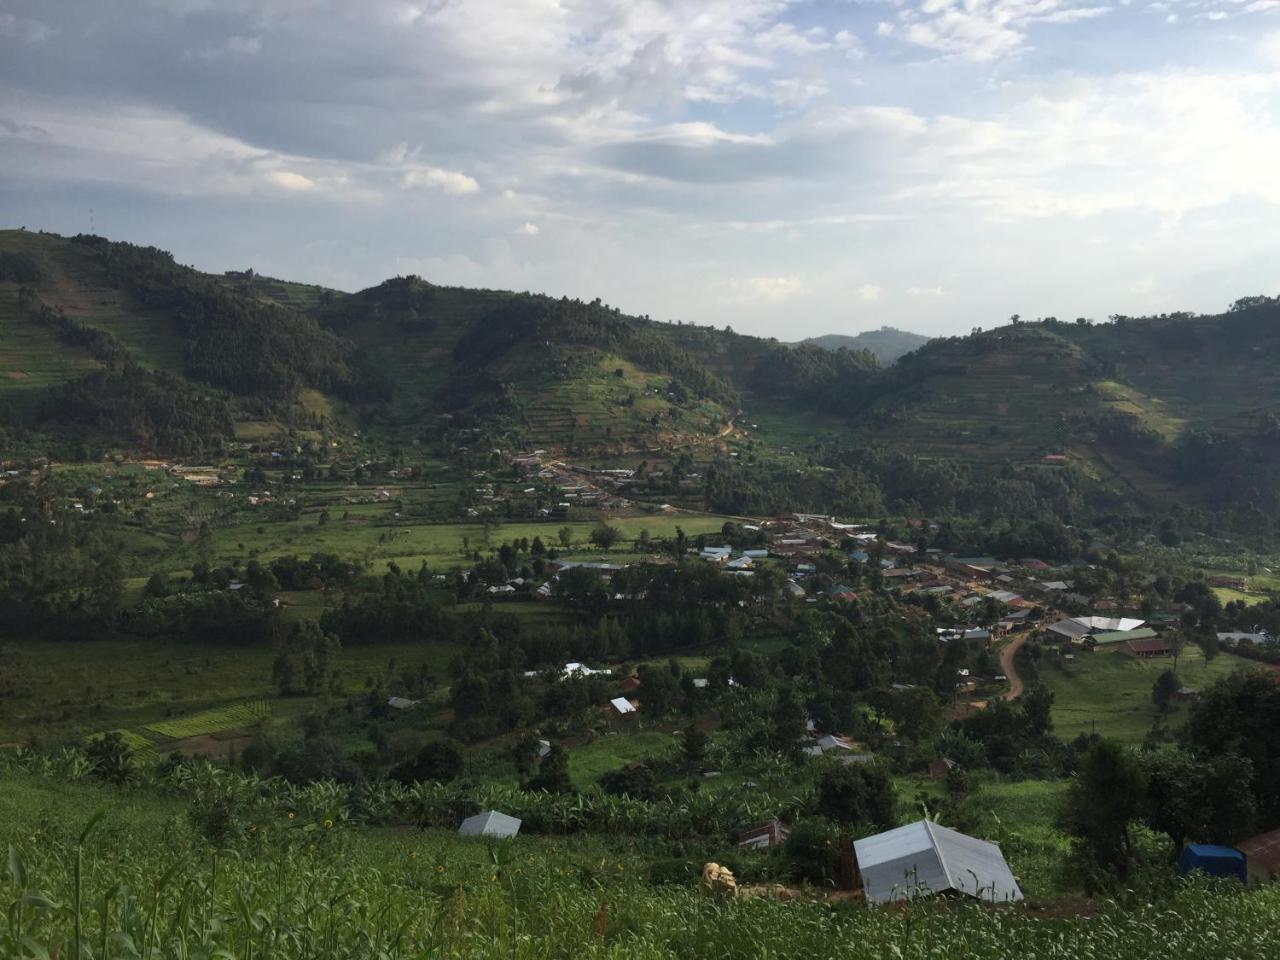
[400,166,480,195]
[755,23,831,54]
[717,275,806,303]
[516,222,540,235]
[1264,31,1280,61]
[895,0,1114,62]
[907,285,945,297]
[857,283,883,301]
[266,170,317,191]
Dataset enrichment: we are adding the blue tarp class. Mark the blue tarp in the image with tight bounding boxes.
[1178,844,1246,883]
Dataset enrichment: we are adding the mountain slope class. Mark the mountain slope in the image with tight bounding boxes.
[5,228,1280,518]
[799,327,930,364]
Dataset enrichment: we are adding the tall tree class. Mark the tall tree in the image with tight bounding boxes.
[1060,739,1146,888]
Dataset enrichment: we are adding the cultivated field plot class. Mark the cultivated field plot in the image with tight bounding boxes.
[84,728,158,756]
[146,701,270,739]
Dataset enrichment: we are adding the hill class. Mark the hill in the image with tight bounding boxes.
[5,228,1280,527]
[800,326,931,364]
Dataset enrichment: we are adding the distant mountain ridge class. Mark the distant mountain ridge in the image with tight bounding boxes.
[798,327,931,364]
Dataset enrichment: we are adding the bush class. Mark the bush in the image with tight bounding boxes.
[815,762,897,831]
[784,820,839,885]
[391,740,465,786]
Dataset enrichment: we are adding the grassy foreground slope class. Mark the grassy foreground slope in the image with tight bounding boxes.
[2,769,1278,960]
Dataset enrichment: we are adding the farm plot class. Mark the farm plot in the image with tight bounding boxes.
[146,701,269,739]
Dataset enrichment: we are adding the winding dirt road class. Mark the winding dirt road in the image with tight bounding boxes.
[999,633,1027,701]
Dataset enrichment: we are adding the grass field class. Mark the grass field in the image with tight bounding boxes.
[0,638,465,745]
[1042,646,1260,741]
[145,700,270,739]
[567,730,678,789]
[203,511,736,570]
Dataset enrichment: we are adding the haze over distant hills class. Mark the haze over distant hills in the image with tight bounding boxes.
[798,328,931,365]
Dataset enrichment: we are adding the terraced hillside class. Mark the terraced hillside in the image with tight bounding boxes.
[5,227,1280,515]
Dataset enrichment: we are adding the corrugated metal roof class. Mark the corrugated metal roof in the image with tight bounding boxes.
[854,820,1023,904]
[1238,828,1280,873]
[1093,627,1158,645]
[458,810,522,838]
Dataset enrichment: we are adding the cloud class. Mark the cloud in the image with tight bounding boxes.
[266,169,318,191]
[857,283,883,301]
[755,23,831,54]
[716,276,806,303]
[199,34,262,59]
[399,166,480,195]
[516,222,540,235]
[4,0,1280,339]
[907,285,945,297]
[894,0,1114,63]
[0,14,56,44]
[1262,30,1280,61]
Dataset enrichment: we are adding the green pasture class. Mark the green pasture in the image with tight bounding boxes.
[0,638,465,745]
[1042,646,1258,741]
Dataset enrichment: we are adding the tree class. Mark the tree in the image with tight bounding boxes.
[524,743,573,793]
[1168,631,1187,672]
[1060,739,1146,887]
[589,522,622,550]
[558,526,573,549]
[815,762,897,831]
[1152,669,1180,715]
[145,570,170,598]
[681,724,708,769]
[272,652,300,696]
[1144,748,1256,858]
[1021,684,1055,737]
[637,664,680,716]
[1196,630,1220,664]
[599,763,659,800]
[1184,670,1280,823]
[511,733,542,777]
[390,740,464,786]
[769,686,807,756]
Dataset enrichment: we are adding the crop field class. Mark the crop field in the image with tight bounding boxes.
[1042,646,1260,741]
[82,728,158,756]
[145,700,270,739]
[3,768,1279,960]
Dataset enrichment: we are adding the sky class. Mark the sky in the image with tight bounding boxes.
[2,1,1280,339]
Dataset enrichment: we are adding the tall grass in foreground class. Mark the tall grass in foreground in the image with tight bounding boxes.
[3,803,1278,960]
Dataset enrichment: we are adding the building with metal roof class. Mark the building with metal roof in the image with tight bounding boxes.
[1047,616,1146,642]
[458,810,522,839]
[853,820,1023,904]
[1237,828,1280,885]
[1091,627,1158,646]
[609,696,637,715]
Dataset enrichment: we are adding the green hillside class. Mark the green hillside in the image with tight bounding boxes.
[5,228,1280,521]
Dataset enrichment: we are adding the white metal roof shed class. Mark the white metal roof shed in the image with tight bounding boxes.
[458,810,522,839]
[610,697,637,715]
[854,820,1023,904]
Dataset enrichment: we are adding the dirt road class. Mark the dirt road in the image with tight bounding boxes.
[999,633,1028,701]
